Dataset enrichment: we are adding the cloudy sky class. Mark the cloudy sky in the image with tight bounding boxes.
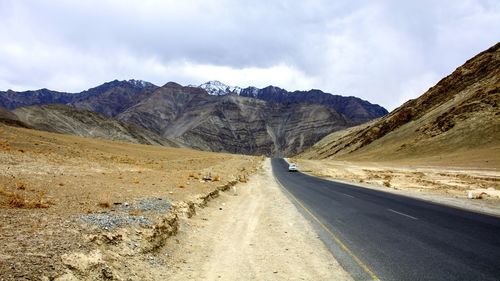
[0,0,498,110]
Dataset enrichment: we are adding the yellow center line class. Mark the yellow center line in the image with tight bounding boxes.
[275,176,381,281]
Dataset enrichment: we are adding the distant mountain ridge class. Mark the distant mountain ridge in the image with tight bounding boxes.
[1,79,387,124]
[0,79,388,156]
[70,80,158,117]
[0,79,158,111]
[192,81,388,123]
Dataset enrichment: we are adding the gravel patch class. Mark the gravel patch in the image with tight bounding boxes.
[79,198,171,230]
[79,213,153,230]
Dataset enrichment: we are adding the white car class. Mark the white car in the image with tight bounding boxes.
[288,163,298,172]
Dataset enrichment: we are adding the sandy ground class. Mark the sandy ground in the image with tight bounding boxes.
[162,159,353,281]
[292,158,500,217]
[0,124,260,280]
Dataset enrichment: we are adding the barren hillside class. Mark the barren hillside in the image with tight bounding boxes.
[11,104,180,147]
[300,43,500,168]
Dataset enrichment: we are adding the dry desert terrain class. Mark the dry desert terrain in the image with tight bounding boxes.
[0,124,261,280]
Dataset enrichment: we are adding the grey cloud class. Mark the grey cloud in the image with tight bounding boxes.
[0,0,499,110]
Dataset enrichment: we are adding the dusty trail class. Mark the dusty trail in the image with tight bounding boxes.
[164,159,352,280]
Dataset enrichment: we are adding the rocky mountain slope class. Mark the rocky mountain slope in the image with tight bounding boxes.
[300,43,500,167]
[117,83,350,156]
[193,81,388,123]
[4,105,179,147]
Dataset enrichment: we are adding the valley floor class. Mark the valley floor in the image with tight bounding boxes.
[292,158,500,217]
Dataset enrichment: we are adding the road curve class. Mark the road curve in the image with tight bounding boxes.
[271,158,500,281]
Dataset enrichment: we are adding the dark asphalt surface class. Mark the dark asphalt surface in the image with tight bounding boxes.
[271,158,500,281]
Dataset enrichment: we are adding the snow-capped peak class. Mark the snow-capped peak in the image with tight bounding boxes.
[197,80,243,96]
[127,79,154,88]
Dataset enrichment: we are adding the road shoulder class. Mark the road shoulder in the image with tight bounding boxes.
[162,158,353,281]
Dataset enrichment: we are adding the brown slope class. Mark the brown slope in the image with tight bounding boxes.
[300,43,500,167]
[11,104,181,147]
[117,83,351,156]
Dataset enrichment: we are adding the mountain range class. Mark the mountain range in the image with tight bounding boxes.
[194,81,387,123]
[116,82,352,156]
[1,42,497,160]
[0,80,387,156]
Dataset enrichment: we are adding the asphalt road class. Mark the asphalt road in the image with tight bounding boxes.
[271,158,500,281]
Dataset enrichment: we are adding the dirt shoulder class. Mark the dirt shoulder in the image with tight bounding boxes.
[292,158,500,217]
[162,158,353,281]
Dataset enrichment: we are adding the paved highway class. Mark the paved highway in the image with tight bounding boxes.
[271,158,500,281]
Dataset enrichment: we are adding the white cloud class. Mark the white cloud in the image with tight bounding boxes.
[396,72,441,108]
[0,0,498,110]
[177,63,318,90]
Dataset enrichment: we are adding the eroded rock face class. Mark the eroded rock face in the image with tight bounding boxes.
[118,85,351,156]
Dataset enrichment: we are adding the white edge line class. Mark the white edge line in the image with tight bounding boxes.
[342,193,355,198]
[387,209,418,220]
